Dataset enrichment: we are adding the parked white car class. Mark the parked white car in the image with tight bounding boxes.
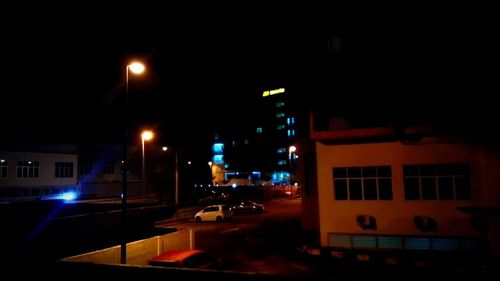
[195,204,233,222]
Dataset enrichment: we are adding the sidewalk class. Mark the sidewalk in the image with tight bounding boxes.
[73,194,159,205]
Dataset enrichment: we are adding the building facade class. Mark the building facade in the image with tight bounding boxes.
[0,145,79,201]
[300,112,500,258]
[258,87,298,184]
[0,144,147,202]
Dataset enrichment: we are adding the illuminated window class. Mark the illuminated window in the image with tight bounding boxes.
[212,143,224,154]
[55,162,74,178]
[287,118,290,125]
[278,160,287,165]
[403,163,471,200]
[0,160,7,178]
[277,147,287,153]
[16,160,39,178]
[256,127,263,134]
[276,101,285,108]
[277,125,285,130]
[276,112,285,118]
[333,166,392,200]
[291,117,295,125]
[213,155,224,164]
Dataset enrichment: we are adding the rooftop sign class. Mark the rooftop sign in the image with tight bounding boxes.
[262,88,285,97]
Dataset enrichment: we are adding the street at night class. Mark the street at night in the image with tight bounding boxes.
[1,5,499,281]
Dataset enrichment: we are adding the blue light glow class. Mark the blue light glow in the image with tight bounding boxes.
[62,192,78,201]
[212,143,224,154]
[213,155,224,164]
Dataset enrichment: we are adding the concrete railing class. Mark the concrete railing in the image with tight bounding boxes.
[61,228,193,266]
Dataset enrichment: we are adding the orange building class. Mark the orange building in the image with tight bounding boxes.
[299,112,500,260]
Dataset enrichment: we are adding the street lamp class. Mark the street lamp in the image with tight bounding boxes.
[121,61,145,264]
[288,145,297,197]
[141,130,154,195]
[162,146,179,205]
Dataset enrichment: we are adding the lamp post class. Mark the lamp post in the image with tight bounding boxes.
[162,146,179,205]
[141,130,154,195]
[121,61,145,264]
[208,161,213,186]
[288,145,297,198]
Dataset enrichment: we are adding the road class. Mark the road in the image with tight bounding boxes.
[157,199,327,278]
[155,199,493,281]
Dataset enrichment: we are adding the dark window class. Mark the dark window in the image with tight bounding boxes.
[403,163,471,200]
[454,164,470,175]
[455,176,471,200]
[378,166,392,177]
[334,179,348,200]
[0,160,7,178]
[421,178,437,200]
[333,166,392,201]
[16,160,39,178]
[403,165,419,176]
[348,179,362,200]
[420,165,435,176]
[436,164,453,176]
[363,179,377,200]
[438,177,454,199]
[55,162,74,178]
[348,167,361,178]
[379,178,393,200]
[362,167,376,177]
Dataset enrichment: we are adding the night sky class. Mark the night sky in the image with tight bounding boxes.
[2,5,497,149]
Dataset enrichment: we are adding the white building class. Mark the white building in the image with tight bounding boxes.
[0,145,78,201]
[300,113,500,258]
[0,144,145,202]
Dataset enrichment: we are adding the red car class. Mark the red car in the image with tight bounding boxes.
[148,249,220,270]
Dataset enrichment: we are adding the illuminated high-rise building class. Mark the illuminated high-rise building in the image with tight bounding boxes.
[209,86,302,186]
[257,87,298,184]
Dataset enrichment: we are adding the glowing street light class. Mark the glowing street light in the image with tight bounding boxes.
[121,60,146,264]
[288,145,297,198]
[141,130,154,195]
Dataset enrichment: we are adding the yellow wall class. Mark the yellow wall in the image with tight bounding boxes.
[315,140,493,247]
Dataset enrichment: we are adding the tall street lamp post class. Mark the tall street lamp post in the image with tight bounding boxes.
[141,130,154,195]
[162,146,179,205]
[208,161,213,186]
[288,145,297,198]
[121,61,145,264]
